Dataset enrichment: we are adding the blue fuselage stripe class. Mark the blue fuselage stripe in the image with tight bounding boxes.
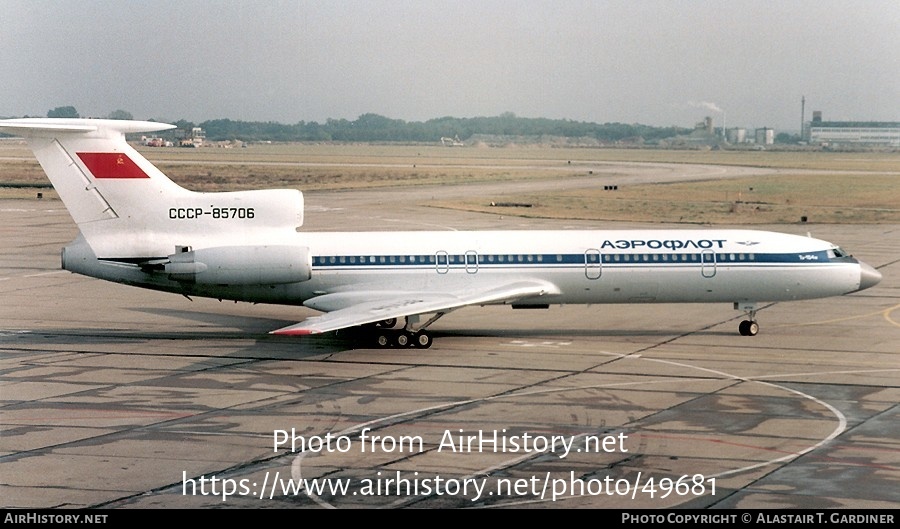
[311,251,835,270]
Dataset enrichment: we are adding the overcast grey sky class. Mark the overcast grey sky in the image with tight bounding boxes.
[2,0,898,132]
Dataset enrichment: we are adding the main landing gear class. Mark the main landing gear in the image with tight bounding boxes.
[367,314,444,349]
[735,302,759,336]
[372,329,433,349]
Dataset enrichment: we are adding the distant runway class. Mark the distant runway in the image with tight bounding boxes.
[1,164,898,509]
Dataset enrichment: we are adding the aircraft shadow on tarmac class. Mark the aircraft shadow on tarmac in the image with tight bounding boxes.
[135,306,749,342]
[2,304,752,362]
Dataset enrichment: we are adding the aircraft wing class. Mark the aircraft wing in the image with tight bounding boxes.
[270,280,558,335]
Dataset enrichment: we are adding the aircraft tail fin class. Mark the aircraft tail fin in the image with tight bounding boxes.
[0,118,303,259]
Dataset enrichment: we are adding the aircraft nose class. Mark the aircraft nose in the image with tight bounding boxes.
[857,262,882,292]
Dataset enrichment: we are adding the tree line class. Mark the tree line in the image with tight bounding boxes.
[22,106,691,143]
[177,113,691,143]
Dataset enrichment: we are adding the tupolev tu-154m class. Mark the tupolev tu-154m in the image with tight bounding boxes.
[0,118,882,348]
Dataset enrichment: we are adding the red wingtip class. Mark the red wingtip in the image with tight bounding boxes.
[270,328,318,336]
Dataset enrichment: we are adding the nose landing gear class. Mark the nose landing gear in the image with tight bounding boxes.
[738,319,759,336]
[735,302,759,336]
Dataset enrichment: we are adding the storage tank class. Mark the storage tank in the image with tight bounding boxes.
[755,128,775,145]
[727,128,746,143]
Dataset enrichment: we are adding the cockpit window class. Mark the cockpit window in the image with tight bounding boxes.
[829,247,849,258]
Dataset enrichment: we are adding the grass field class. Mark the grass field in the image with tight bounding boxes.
[1,140,897,224]
[434,172,899,224]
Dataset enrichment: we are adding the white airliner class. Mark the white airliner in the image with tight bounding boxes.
[0,118,882,347]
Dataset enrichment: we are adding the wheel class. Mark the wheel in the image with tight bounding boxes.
[747,321,759,336]
[374,333,391,348]
[394,332,411,348]
[739,320,759,336]
[375,318,397,328]
[413,331,432,349]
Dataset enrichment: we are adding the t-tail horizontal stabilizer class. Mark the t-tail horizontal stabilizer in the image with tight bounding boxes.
[0,118,304,259]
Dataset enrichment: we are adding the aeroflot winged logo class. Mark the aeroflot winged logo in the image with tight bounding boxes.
[76,152,149,179]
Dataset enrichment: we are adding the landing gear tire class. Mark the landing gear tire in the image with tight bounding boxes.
[413,331,432,349]
[739,320,759,336]
[394,332,411,348]
[374,333,392,348]
[375,318,397,328]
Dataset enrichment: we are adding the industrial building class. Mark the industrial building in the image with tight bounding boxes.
[806,111,900,147]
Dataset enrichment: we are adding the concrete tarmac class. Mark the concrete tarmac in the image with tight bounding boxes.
[1,165,898,509]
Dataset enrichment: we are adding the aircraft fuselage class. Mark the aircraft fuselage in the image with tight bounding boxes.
[64,228,874,307]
